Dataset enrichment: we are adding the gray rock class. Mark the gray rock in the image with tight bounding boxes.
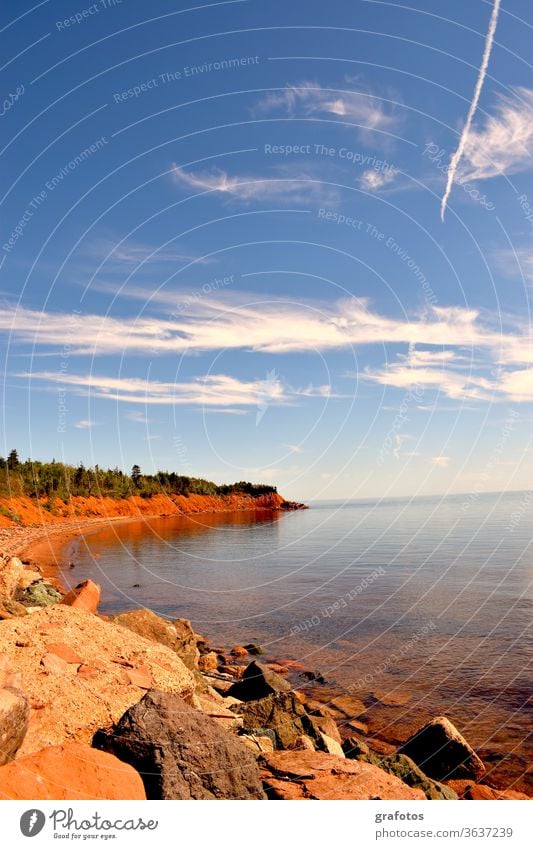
[398,716,485,781]
[233,691,316,749]
[0,687,29,766]
[16,582,61,608]
[229,660,291,701]
[93,690,265,800]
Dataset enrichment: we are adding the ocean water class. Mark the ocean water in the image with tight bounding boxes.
[63,491,532,792]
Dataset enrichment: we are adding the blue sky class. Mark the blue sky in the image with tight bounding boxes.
[2,0,533,500]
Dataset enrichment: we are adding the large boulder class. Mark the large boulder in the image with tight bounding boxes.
[229,660,291,701]
[0,557,24,599]
[234,692,316,749]
[261,750,426,800]
[61,579,100,614]
[398,716,485,781]
[113,609,200,670]
[0,742,145,799]
[0,687,29,765]
[94,690,265,800]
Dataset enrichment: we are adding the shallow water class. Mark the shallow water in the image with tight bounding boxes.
[63,492,532,792]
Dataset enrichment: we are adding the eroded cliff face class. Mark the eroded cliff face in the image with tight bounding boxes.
[0,490,291,528]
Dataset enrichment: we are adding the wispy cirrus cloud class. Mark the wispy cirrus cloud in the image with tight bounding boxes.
[457,87,533,183]
[20,370,329,410]
[254,80,401,140]
[5,296,533,404]
[171,162,339,206]
[87,237,208,267]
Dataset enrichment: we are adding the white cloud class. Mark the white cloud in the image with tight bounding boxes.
[22,370,328,410]
[458,87,533,182]
[283,443,303,454]
[431,456,450,468]
[88,238,205,267]
[75,419,94,429]
[359,168,398,191]
[255,80,400,138]
[124,410,151,424]
[171,162,339,206]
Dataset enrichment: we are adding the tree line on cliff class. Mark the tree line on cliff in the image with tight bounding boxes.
[0,449,276,503]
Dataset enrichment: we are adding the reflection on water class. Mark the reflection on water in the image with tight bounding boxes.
[64,493,532,793]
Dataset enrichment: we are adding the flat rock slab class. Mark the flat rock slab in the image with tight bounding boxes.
[94,690,265,800]
[0,742,146,799]
[261,750,425,800]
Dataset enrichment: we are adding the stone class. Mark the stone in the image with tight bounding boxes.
[94,690,265,800]
[17,582,61,608]
[309,715,342,744]
[0,557,24,599]
[398,716,485,781]
[0,687,29,766]
[41,653,70,675]
[61,579,100,614]
[243,643,265,655]
[0,742,146,799]
[46,643,83,664]
[447,780,529,800]
[261,750,426,800]
[202,674,234,695]
[113,610,200,671]
[343,735,372,759]
[288,734,316,752]
[124,665,153,689]
[229,660,291,701]
[299,670,326,684]
[230,645,248,657]
[234,692,315,749]
[240,732,275,755]
[17,570,43,591]
[266,663,289,675]
[113,608,200,669]
[318,732,345,757]
[197,651,219,673]
[380,753,458,800]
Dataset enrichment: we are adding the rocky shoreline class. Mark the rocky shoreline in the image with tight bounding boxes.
[0,529,529,800]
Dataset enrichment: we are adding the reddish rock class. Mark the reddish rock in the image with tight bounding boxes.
[41,653,70,675]
[448,780,529,800]
[61,580,101,614]
[46,643,83,664]
[197,651,219,673]
[0,557,23,599]
[261,750,425,800]
[113,610,200,671]
[267,663,289,675]
[219,664,244,678]
[309,715,342,744]
[288,734,316,752]
[125,665,153,689]
[77,664,99,681]
[0,742,146,799]
[230,646,248,658]
[0,687,29,766]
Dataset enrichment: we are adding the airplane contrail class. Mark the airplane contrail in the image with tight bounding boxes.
[440,0,502,221]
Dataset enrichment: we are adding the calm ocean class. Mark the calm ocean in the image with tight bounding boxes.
[63,491,532,792]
